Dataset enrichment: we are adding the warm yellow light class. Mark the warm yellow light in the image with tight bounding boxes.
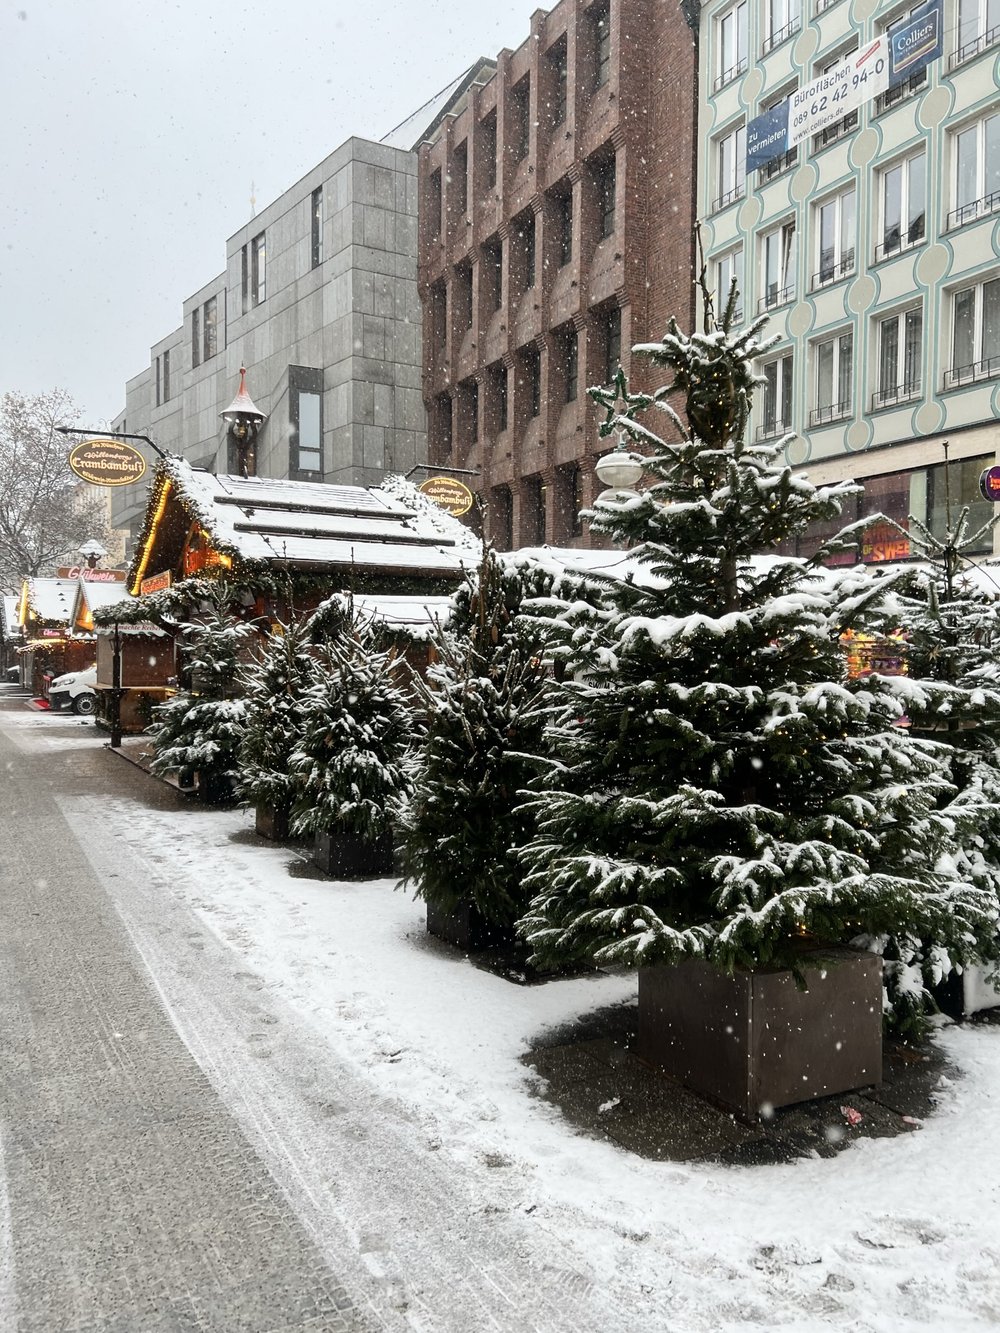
[131,479,173,595]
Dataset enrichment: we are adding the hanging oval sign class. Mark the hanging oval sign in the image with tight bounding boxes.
[68,438,147,487]
[418,475,475,517]
[979,465,1000,502]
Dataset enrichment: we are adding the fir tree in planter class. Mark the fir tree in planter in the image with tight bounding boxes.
[149,587,253,803]
[400,544,546,951]
[237,617,319,839]
[514,286,1000,1114]
[289,611,416,877]
[867,485,1000,1026]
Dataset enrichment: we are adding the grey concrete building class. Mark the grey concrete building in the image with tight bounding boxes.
[113,136,426,546]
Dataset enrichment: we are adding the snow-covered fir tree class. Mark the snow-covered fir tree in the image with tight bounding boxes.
[862,489,1000,1025]
[400,544,546,927]
[237,616,319,818]
[515,287,1000,1023]
[149,585,253,801]
[289,607,416,845]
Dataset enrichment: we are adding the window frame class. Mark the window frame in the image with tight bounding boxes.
[873,305,923,409]
[946,274,1000,388]
[714,122,746,212]
[947,111,1000,230]
[759,217,797,311]
[951,0,1000,66]
[311,186,323,269]
[289,366,324,477]
[594,2,611,88]
[250,231,266,307]
[876,149,926,261]
[716,0,748,89]
[757,350,793,439]
[811,328,854,426]
[715,245,744,322]
[812,186,856,289]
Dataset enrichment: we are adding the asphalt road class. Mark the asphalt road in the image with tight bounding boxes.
[0,696,660,1333]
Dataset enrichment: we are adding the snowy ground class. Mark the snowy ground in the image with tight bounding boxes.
[7,711,1000,1331]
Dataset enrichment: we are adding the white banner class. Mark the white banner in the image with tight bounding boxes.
[787,39,891,147]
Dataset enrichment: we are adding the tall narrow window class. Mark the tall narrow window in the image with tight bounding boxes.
[715,245,743,322]
[955,0,1000,64]
[481,114,497,189]
[876,6,929,111]
[311,186,323,268]
[878,151,925,259]
[761,219,796,308]
[605,307,622,384]
[162,350,170,403]
[241,244,249,315]
[764,0,800,52]
[717,1,748,88]
[526,346,541,417]
[191,307,201,369]
[509,78,530,162]
[759,352,793,438]
[548,36,568,126]
[290,366,323,476]
[596,156,616,239]
[565,328,579,402]
[556,191,573,265]
[203,295,218,361]
[812,330,853,425]
[453,141,468,214]
[483,237,503,312]
[875,308,923,407]
[524,213,536,288]
[949,276,1000,386]
[594,3,611,88]
[155,355,161,408]
[494,363,509,432]
[428,168,442,239]
[814,188,855,286]
[251,232,266,306]
[715,123,746,211]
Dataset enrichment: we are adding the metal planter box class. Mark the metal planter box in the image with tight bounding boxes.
[637,950,882,1122]
[313,828,393,878]
[255,802,290,841]
[426,900,515,953]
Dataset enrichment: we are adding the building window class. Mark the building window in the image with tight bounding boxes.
[435,393,453,460]
[241,245,249,315]
[191,307,201,369]
[717,0,748,89]
[594,2,611,88]
[952,0,999,66]
[155,355,161,407]
[556,462,585,540]
[525,346,541,417]
[876,151,926,261]
[760,90,798,179]
[758,352,792,439]
[456,264,473,333]
[491,363,509,432]
[948,112,1000,229]
[874,307,922,408]
[509,78,530,163]
[481,113,497,190]
[565,328,579,402]
[460,380,479,444]
[556,191,573,265]
[812,45,859,148]
[453,140,468,214]
[250,232,266,306]
[522,475,546,545]
[548,36,568,126]
[760,219,796,310]
[605,306,622,384]
[813,188,855,288]
[311,186,323,268]
[203,295,218,361]
[811,330,853,425]
[763,0,800,53]
[714,123,746,212]
[928,456,995,549]
[290,366,323,476]
[875,7,928,113]
[523,213,536,288]
[428,168,442,239]
[491,485,513,549]
[596,156,616,239]
[483,236,503,312]
[715,245,743,322]
[946,276,1000,388]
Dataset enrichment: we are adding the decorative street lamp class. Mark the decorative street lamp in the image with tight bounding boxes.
[220,366,266,478]
[594,433,645,501]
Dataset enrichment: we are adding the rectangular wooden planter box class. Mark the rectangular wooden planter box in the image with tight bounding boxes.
[313,828,393,878]
[637,949,883,1122]
[426,900,515,953]
[255,803,290,841]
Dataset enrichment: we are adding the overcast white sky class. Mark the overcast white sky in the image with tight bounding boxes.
[0,0,542,424]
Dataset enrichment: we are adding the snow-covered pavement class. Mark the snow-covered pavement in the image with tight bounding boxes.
[4,706,1000,1331]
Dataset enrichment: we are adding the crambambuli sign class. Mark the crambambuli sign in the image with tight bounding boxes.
[68,438,147,487]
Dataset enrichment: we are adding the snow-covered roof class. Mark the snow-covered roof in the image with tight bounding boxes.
[22,578,77,625]
[79,581,133,615]
[353,594,452,634]
[135,459,479,586]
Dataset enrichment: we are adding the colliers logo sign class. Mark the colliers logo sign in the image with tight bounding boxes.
[68,438,147,487]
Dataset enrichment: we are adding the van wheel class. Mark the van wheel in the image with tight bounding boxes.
[73,694,97,716]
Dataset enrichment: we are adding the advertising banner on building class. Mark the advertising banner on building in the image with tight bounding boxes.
[745,0,941,170]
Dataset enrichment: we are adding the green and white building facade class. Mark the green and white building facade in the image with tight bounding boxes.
[699,0,999,560]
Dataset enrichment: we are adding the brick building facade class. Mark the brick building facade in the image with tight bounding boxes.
[418,0,699,549]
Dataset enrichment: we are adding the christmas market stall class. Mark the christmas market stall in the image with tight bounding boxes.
[16,577,89,699]
[1,595,23,680]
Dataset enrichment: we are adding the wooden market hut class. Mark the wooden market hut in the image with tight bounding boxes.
[16,577,91,698]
